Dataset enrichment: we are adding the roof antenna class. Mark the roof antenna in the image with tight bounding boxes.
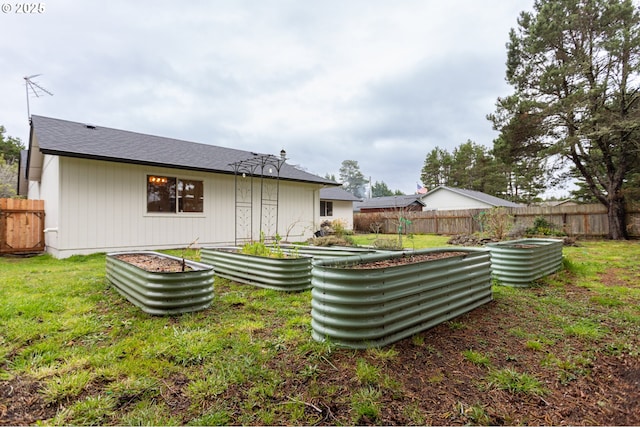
[24,74,53,121]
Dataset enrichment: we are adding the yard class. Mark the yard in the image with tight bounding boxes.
[1,237,639,425]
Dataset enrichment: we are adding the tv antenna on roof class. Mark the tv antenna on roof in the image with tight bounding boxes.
[24,74,53,120]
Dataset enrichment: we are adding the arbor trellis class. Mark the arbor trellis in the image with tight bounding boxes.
[229,151,287,245]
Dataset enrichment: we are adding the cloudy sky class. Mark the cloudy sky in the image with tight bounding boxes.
[1,0,533,194]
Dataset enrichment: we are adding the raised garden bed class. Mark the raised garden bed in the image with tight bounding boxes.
[486,238,563,287]
[200,247,313,291]
[310,247,492,348]
[106,251,214,315]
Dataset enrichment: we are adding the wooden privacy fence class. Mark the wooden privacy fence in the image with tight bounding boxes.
[0,199,45,254]
[354,203,640,238]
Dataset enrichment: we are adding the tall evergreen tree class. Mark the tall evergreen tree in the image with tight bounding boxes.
[489,0,640,239]
[0,126,24,198]
[420,146,452,189]
[338,160,368,198]
[0,126,24,164]
[420,141,511,199]
[371,181,394,197]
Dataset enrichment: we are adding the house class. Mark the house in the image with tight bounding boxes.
[319,187,361,230]
[25,115,339,258]
[419,186,520,210]
[354,195,426,213]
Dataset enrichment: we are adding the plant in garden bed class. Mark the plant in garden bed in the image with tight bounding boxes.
[241,232,289,258]
[200,233,311,291]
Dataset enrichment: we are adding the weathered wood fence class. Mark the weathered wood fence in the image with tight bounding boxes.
[0,198,45,254]
[354,203,640,238]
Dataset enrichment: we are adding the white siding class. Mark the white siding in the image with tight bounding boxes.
[30,155,61,253]
[50,157,320,257]
[320,200,355,230]
[421,188,492,210]
[277,182,319,241]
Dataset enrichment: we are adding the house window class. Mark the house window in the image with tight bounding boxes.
[178,179,204,212]
[320,201,333,216]
[147,175,203,213]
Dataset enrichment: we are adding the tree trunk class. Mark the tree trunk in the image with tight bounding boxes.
[607,194,628,240]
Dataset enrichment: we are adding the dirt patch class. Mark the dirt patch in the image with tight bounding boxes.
[345,251,468,269]
[113,254,192,273]
[599,267,640,288]
[0,376,57,426]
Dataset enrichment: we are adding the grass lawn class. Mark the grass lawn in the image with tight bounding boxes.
[349,233,450,248]
[0,236,638,425]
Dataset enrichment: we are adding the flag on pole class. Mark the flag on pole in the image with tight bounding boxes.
[416,183,428,194]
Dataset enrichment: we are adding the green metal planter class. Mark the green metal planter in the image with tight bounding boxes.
[200,247,313,291]
[311,247,492,348]
[487,238,563,287]
[106,251,215,315]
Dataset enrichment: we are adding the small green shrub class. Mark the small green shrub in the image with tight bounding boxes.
[477,207,514,239]
[372,237,403,250]
[309,235,353,247]
[526,216,566,236]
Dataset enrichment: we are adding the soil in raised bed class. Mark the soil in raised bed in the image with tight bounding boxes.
[114,254,193,273]
[346,251,468,269]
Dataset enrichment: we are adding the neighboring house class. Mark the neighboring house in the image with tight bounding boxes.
[354,195,426,213]
[25,115,339,258]
[419,186,521,210]
[319,187,361,230]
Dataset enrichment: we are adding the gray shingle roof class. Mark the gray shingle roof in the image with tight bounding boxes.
[319,187,362,201]
[354,195,426,210]
[29,115,339,185]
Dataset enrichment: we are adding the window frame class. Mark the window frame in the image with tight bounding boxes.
[146,174,204,215]
[320,200,333,217]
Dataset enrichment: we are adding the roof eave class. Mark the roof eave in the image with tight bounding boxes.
[39,149,334,185]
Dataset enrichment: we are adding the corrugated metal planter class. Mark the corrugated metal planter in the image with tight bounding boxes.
[200,247,312,291]
[487,238,563,287]
[106,251,215,315]
[311,247,492,348]
[276,244,379,260]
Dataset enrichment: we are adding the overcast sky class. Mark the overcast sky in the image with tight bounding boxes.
[1,0,534,195]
